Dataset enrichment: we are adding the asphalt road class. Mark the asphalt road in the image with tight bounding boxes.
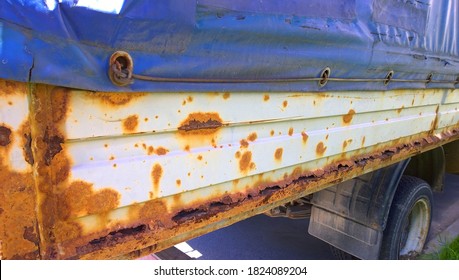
[159,173,459,260]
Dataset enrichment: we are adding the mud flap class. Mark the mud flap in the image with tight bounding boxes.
[308,159,409,259]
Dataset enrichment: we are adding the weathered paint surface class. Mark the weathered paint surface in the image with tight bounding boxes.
[1,79,459,259]
[0,80,40,259]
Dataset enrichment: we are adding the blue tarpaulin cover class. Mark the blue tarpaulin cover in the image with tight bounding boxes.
[0,0,458,92]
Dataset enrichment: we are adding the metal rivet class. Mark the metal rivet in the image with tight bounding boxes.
[108,51,134,87]
[318,67,330,88]
[384,71,394,86]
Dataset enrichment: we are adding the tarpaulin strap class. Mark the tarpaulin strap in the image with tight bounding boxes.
[108,52,459,87]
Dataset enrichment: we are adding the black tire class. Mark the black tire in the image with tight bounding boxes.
[380,176,433,259]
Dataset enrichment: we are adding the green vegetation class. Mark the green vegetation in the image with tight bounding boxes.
[420,235,459,260]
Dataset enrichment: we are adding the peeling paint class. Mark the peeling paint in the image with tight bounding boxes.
[0,126,12,146]
[2,79,459,260]
[178,112,223,133]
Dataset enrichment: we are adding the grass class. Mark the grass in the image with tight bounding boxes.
[420,235,459,260]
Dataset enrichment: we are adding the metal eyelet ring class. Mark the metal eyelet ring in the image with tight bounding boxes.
[425,73,433,85]
[109,51,134,86]
[318,67,331,88]
[384,71,394,86]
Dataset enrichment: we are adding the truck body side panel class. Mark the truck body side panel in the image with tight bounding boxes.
[2,80,458,259]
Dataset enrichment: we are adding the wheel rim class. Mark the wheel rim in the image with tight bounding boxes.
[399,197,431,258]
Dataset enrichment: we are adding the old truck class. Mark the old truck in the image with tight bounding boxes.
[1,0,458,260]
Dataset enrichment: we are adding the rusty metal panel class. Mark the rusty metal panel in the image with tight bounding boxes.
[2,78,459,259]
[0,80,40,259]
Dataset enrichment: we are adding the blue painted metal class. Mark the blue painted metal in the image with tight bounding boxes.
[0,0,458,92]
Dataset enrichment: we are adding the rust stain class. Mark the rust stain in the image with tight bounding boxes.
[58,126,459,259]
[248,132,258,142]
[223,92,230,100]
[283,100,288,108]
[343,139,353,151]
[326,134,329,140]
[145,145,170,156]
[43,128,64,166]
[50,88,70,125]
[187,96,194,103]
[56,181,120,220]
[88,189,121,214]
[240,139,249,148]
[430,105,440,133]
[343,109,356,124]
[109,156,115,160]
[85,92,145,106]
[397,106,405,114]
[301,132,309,144]
[0,125,12,146]
[274,148,283,161]
[28,85,74,258]
[122,114,139,133]
[19,121,34,165]
[184,145,190,152]
[0,130,40,259]
[151,164,163,199]
[316,142,327,156]
[178,112,223,134]
[0,79,27,96]
[197,155,203,160]
[235,151,241,159]
[144,118,149,122]
[264,95,270,101]
[239,151,255,173]
[361,136,366,147]
[288,127,294,136]
[270,130,275,136]
[156,147,168,156]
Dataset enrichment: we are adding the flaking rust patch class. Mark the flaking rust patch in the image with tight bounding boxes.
[0,80,39,259]
[0,125,12,146]
[178,112,223,134]
[56,181,121,220]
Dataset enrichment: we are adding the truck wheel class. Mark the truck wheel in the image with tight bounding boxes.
[380,176,433,259]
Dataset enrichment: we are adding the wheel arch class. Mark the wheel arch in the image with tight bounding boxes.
[403,146,445,192]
